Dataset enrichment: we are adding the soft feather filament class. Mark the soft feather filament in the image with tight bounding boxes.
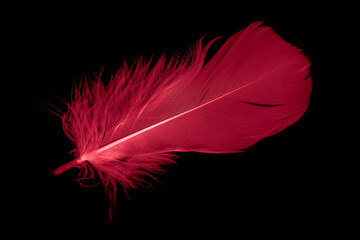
[53,22,312,207]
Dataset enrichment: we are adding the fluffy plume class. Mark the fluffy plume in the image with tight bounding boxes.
[53,22,312,209]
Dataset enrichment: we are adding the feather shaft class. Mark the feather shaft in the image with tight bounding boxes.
[53,158,81,175]
[54,75,263,176]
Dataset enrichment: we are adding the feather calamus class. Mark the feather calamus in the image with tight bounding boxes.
[53,22,312,203]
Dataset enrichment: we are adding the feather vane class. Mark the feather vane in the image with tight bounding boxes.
[53,22,312,204]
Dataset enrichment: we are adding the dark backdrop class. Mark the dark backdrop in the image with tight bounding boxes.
[14,2,337,230]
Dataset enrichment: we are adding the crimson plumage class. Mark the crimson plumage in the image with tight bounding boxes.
[54,21,312,206]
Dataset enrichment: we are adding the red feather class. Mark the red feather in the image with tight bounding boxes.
[53,21,312,205]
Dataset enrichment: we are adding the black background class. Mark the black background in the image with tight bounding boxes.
[12,2,343,230]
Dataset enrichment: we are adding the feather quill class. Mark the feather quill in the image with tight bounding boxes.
[53,22,312,204]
